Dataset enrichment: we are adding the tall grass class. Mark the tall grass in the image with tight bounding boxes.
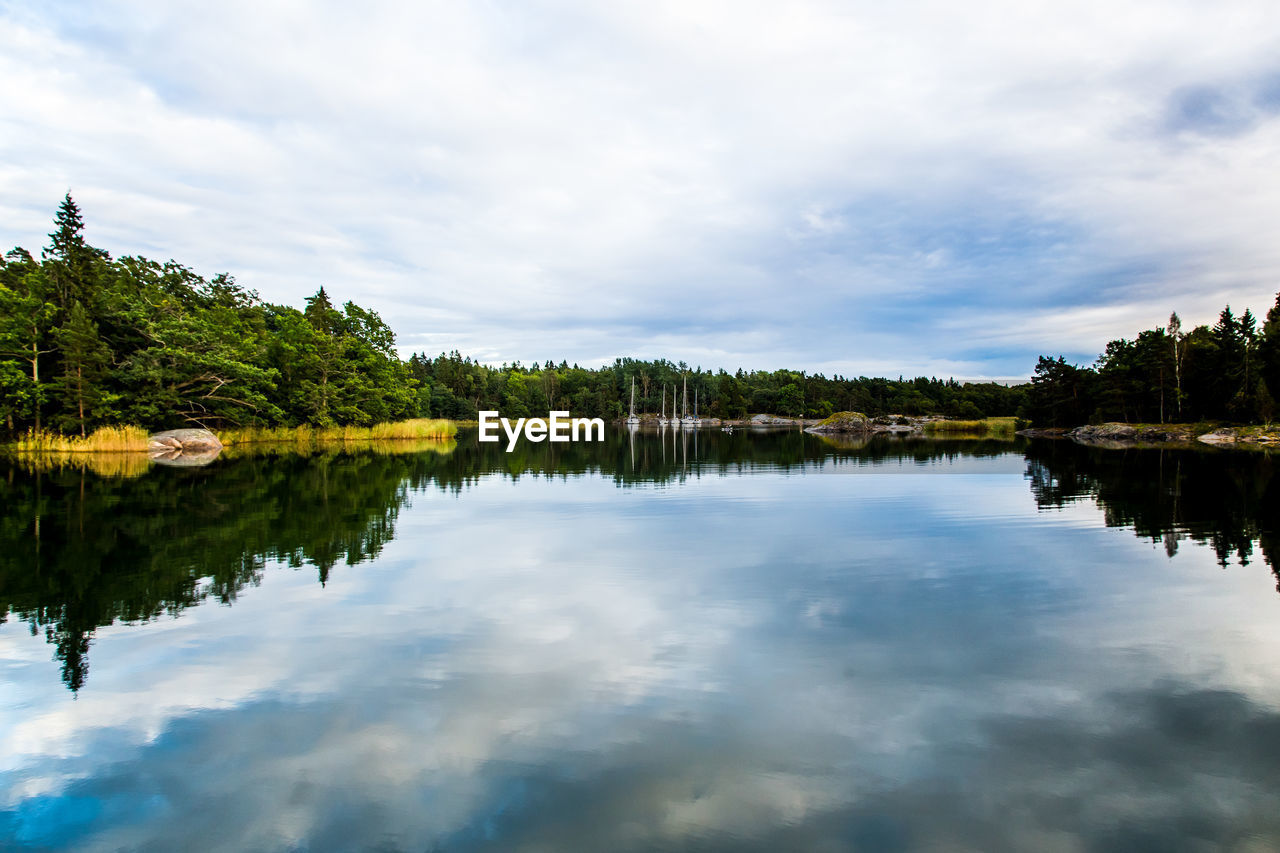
[221,436,457,460]
[924,416,1019,439]
[6,419,455,455]
[10,425,151,453]
[218,418,457,446]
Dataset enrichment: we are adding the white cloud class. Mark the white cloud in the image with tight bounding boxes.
[2,0,1279,376]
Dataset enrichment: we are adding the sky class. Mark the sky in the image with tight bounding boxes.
[2,1,1279,380]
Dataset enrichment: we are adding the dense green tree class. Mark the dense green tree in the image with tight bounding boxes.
[0,250,56,430]
[51,301,116,436]
[1024,356,1096,428]
[1259,293,1280,423]
[1028,294,1280,427]
[777,382,805,417]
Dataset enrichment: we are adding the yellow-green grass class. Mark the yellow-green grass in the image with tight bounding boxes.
[221,436,457,459]
[924,416,1019,438]
[6,450,153,478]
[9,425,151,453]
[217,418,457,446]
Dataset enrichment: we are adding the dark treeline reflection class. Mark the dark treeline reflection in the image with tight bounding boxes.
[0,451,424,691]
[5,428,1276,692]
[1025,440,1280,587]
[486,426,1019,485]
[0,430,1013,691]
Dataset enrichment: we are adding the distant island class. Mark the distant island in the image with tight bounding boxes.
[2,195,1278,445]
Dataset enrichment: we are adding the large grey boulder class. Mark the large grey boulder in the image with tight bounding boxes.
[148,428,223,453]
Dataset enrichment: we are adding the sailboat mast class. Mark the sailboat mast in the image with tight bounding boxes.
[682,376,688,419]
[629,376,635,417]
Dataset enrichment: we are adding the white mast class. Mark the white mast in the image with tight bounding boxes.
[626,376,640,425]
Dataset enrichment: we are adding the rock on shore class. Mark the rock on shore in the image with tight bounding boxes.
[148,428,223,453]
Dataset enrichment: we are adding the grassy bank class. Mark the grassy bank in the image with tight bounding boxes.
[8,426,152,453]
[924,416,1020,438]
[4,419,458,454]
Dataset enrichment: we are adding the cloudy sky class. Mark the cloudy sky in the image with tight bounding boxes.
[2,0,1279,379]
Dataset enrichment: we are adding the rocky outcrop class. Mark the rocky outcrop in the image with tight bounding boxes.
[1021,422,1280,450]
[148,428,223,454]
[750,414,803,425]
[805,412,930,435]
[805,411,872,433]
[869,415,929,434]
[1069,423,1198,446]
[1196,428,1280,447]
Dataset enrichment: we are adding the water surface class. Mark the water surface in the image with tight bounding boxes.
[3,429,1280,851]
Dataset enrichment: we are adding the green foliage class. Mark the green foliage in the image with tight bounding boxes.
[405,355,1027,423]
[51,300,117,436]
[1027,292,1280,427]
[1024,356,1096,428]
[0,198,421,437]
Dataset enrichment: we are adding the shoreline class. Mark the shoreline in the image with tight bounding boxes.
[1017,422,1280,451]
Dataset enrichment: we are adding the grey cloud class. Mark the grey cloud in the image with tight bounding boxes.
[1166,85,1258,137]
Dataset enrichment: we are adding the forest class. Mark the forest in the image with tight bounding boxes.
[0,195,1027,437]
[1,196,419,437]
[5,195,1277,437]
[1024,299,1280,428]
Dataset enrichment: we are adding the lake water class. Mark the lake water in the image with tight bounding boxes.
[3,429,1280,851]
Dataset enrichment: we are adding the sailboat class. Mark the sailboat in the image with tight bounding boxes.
[658,383,669,426]
[680,376,697,428]
[625,376,641,426]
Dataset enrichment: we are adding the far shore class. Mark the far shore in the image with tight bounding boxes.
[1017,422,1280,450]
[6,416,1279,457]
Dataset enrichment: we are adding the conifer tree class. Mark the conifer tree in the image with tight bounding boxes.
[1258,293,1280,423]
[42,193,105,317]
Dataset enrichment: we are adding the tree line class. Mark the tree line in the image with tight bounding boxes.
[409,351,1025,423]
[1,195,417,436]
[1,196,1031,437]
[1024,298,1280,428]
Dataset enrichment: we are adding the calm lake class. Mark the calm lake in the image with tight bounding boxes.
[3,429,1280,851]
